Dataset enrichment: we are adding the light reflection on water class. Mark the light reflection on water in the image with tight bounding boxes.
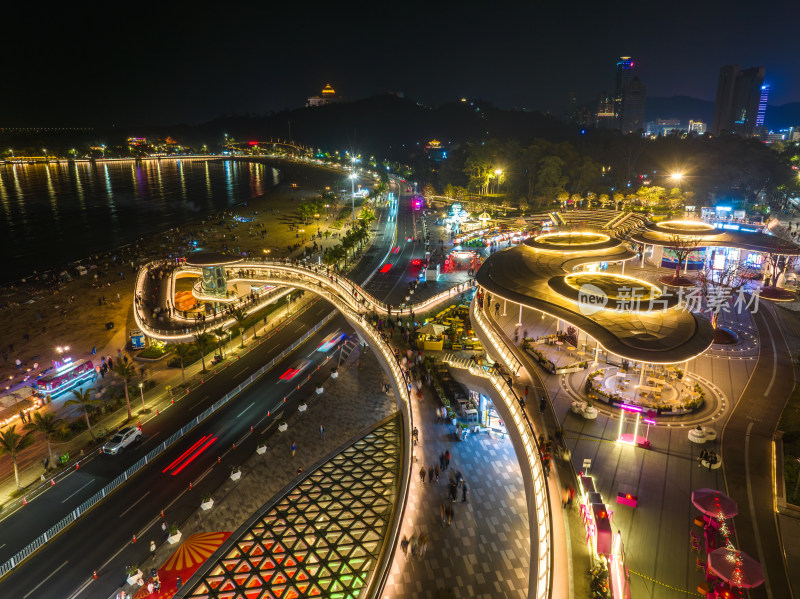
[0,159,278,284]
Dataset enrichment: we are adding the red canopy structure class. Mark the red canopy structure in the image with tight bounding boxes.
[691,488,738,519]
[707,547,765,589]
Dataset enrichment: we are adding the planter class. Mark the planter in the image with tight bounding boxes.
[582,406,598,420]
[331,371,339,380]
[126,570,143,586]
[315,386,324,395]
[256,445,267,455]
[570,400,587,414]
[278,422,288,432]
[167,532,182,545]
[230,470,242,481]
[298,403,308,412]
[201,499,214,511]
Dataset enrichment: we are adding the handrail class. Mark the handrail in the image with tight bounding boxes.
[0,310,341,577]
[441,347,553,599]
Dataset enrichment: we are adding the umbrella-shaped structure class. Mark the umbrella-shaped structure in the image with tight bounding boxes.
[418,322,447,336]
[691,488,738,519]
[707,547,764,589]
[478,211,492,223]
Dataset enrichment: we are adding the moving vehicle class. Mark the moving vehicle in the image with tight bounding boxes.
[279,359,312,382]
[103,427,142,455]
[317,330,346,352]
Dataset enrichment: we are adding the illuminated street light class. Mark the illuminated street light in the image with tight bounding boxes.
[139,382,146,412]
[670,172,684,181]
[349,172,357,223]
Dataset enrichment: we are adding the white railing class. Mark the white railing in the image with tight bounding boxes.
[440,353,553,599]
[470,297,523,376]
[0,310,341,577]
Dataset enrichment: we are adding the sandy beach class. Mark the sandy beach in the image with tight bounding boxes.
[0,158,364,399]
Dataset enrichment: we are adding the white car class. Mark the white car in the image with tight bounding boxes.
[103,426,142,454]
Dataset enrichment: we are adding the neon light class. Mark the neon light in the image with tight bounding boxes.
[163,436,209,473]
[619,403,642,413]
[171,436,218,475]
[643,419,656,425]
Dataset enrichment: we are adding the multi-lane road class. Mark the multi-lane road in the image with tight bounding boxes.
[0,175,425,599]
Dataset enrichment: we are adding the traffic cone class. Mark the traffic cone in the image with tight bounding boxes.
[189,481,193,491]
[93,570,98,579]
[250,426,253,432]
[161,509,165,518]
[267,411,270,416]
[50,479,55,486]
[22,497,27,506]
[76,463,80,470]
[156,409,159,416]
[138,420,142,430]
[232,442,236,450]
[284,398,287,403]
[132,534,137,543]
[171,398,175,404]
[217,456,221,464]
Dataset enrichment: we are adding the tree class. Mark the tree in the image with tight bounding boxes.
[193,331,214,372]
[112,361,137,420]
[422,183,436,202]
[0,426,35,491]
[664,233,702,280]
[443,184,455,199]
[231,308,249,347]
[66,388,102,441]
[358,206,376,227]
[25,412,66,469]
[168,343,192,384]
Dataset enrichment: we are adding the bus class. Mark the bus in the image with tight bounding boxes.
[36,359,95,396]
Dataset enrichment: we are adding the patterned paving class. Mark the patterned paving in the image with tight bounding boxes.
[181,416,402,599]
[381,383,530,599]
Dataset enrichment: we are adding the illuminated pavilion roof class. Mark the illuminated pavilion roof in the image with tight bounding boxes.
[476,231,715,363]
[321,84,336,95]
[180,415,402,599]
[630,220,800,255]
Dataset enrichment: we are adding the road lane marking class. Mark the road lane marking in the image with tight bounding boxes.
[745,421,772,598]
[24,560,68,598]
[61,481,93,504]
[763,317,777,397]
[118,491,151,518]
[189,396,210,411]
[237,402,255,418]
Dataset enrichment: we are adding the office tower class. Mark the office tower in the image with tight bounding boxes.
[711,65,765,136]
[688,121,707,135]
[614,56,634,127]
[620,77,646,133]
[595,92,616,129]
[756,84,769,127]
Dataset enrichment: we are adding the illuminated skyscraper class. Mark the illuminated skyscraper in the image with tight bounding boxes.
[756,84,769,127]
[711,65,765,137]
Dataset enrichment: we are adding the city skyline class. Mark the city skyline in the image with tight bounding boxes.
[1,2,798,126]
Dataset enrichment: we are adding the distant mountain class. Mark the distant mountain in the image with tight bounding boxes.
[195,94,574,158]
[644,96,714,125]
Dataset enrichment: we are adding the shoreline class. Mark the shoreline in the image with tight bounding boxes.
[0,157,356,396]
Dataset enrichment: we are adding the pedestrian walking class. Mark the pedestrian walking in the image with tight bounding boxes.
[150,540,156,558]
[444,450,450,470]
[319,425,325,439]
[418,532,428,556]
[434,465,440,481]
[540,397,546,413]
[420,467,426,483]
[291,441,296,457]
[428,466,434,483]
[441,503,447,526]
[699,449,708,467]
[449,480,458,501]
[461,482,468,503]
[401,536,409,557]
[446,504,454,526]
[410,534,418,557]
[161,521,168,537]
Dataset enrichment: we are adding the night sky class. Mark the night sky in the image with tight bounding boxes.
[3,1,797,126]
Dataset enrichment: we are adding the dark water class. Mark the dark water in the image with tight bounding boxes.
[0,159,279,284]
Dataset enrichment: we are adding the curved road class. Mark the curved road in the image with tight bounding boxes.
[0,176,411,599]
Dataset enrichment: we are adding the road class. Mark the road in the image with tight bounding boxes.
[0,176,410,598]
[721,301,794,599]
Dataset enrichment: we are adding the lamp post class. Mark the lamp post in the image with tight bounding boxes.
[349,173,357,224]
[494,169,503,195]
[139,382,146,412]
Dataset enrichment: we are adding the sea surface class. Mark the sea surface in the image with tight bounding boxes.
[0,159,279,284]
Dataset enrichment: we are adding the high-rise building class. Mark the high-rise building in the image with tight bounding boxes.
[595,92,616,129]
[756,84,769,127]
[614,56,634,128]
[711,65,765,137]
[620,77,646,133]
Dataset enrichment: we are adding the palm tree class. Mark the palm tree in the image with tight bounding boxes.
[112,361,137,420]
[168,342,193,384]
[231,308,248,348]
[193,331,214,372]
[212,326,226,358]
[0,426,35,491]
[25,412,66,469]
[66,388,102,441]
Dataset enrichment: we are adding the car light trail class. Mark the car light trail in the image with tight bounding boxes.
[170,436,218,475]
[162,434,218,475]
[379,263,393,273]
[162,435,210,473]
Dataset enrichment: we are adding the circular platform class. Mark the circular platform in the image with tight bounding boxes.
[652,220,720,236]
[547,272,680,311]
[184,252,244,267]
[525,231,621,252]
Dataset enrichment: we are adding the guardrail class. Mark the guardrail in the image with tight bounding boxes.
[440,351,553,599]
[470,297,523,377]
[0,310,338,577]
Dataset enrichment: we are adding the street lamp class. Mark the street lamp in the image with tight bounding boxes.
[139,382,146,412]
[670,172,683,182]
[494,169,503,194]
[349,173,357,224]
